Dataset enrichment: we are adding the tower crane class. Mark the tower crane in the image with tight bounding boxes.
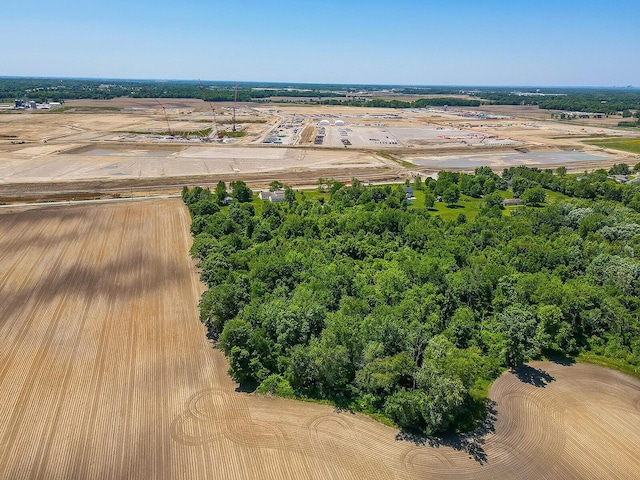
[232,83,238,132]
[142,84,173,136]
[198,79,218,140]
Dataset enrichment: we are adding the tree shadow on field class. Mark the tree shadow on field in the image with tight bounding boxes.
[395,400,498,465]
[204,326,219,344]
[235,381,258,394]
[547,353,576,366]
[512,364,555,388]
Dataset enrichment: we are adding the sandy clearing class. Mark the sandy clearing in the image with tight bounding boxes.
[0,199,639,479]
[0,145,386,183]
[1,100,637,199]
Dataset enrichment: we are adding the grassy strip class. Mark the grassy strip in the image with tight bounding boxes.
[362,412,397,428]
[584,138,640,155]
[218,130,247,138]
[116,127,213,138]
[220,119,267,124]
[376,151,414,168]
[576,353,640,380]
[50,105,120,113]
[174,128,212,138]
[545,190,571,202]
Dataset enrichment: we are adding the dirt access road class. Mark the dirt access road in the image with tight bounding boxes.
[0,199,639,479]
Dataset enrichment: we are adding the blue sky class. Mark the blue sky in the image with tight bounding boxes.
[3,0,639,86]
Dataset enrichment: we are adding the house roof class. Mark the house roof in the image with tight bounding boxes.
[259,190,285,202]
[503,198,523,205]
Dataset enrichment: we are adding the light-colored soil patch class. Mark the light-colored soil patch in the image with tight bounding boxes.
[0,199,639,479]
[0,99,636,197]
[299,124,316,144]
[0,145,385,183]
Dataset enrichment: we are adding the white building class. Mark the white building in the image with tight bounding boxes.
[259,190,285,202]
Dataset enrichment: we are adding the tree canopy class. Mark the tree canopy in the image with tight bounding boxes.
[183,169,640,435]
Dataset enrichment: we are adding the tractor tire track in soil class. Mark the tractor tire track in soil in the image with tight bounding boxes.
[0,200,639,479]
[0,210,91,477]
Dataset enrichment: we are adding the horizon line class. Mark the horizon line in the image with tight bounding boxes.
[0,75,637,90]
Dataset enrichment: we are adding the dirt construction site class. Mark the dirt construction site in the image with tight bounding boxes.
[0,198,639,479]
[1,98,639,202]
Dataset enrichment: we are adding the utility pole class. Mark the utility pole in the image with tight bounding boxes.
[232,83,238,132]
[198,78,218,139]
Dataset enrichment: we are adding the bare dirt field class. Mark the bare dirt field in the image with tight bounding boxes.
[0,199,639,479]
[0,98,637,204]
[0,144,386,182]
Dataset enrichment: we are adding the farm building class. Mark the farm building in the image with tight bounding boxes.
[259,190,285,202]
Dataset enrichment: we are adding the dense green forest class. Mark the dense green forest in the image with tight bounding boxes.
[183,167,640,435]
[0,78,342,103]
[321,97,483,108]
[2,78,639,116]
[474,89,640,115]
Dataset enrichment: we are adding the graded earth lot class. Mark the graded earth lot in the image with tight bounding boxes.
[0,144,385,182]
[0,199,639,479]
[1,99,637,204]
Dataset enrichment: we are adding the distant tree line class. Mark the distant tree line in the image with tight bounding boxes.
[477,89,640,114]
[0,78,342,103]
[4,78,638,114]
[321,98,483,108]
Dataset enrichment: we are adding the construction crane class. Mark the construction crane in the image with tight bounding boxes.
[198,79,218,140]
[142,84,173,136]
[232,83,238,132]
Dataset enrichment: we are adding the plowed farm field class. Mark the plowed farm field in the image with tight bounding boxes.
[1,199,639,479]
